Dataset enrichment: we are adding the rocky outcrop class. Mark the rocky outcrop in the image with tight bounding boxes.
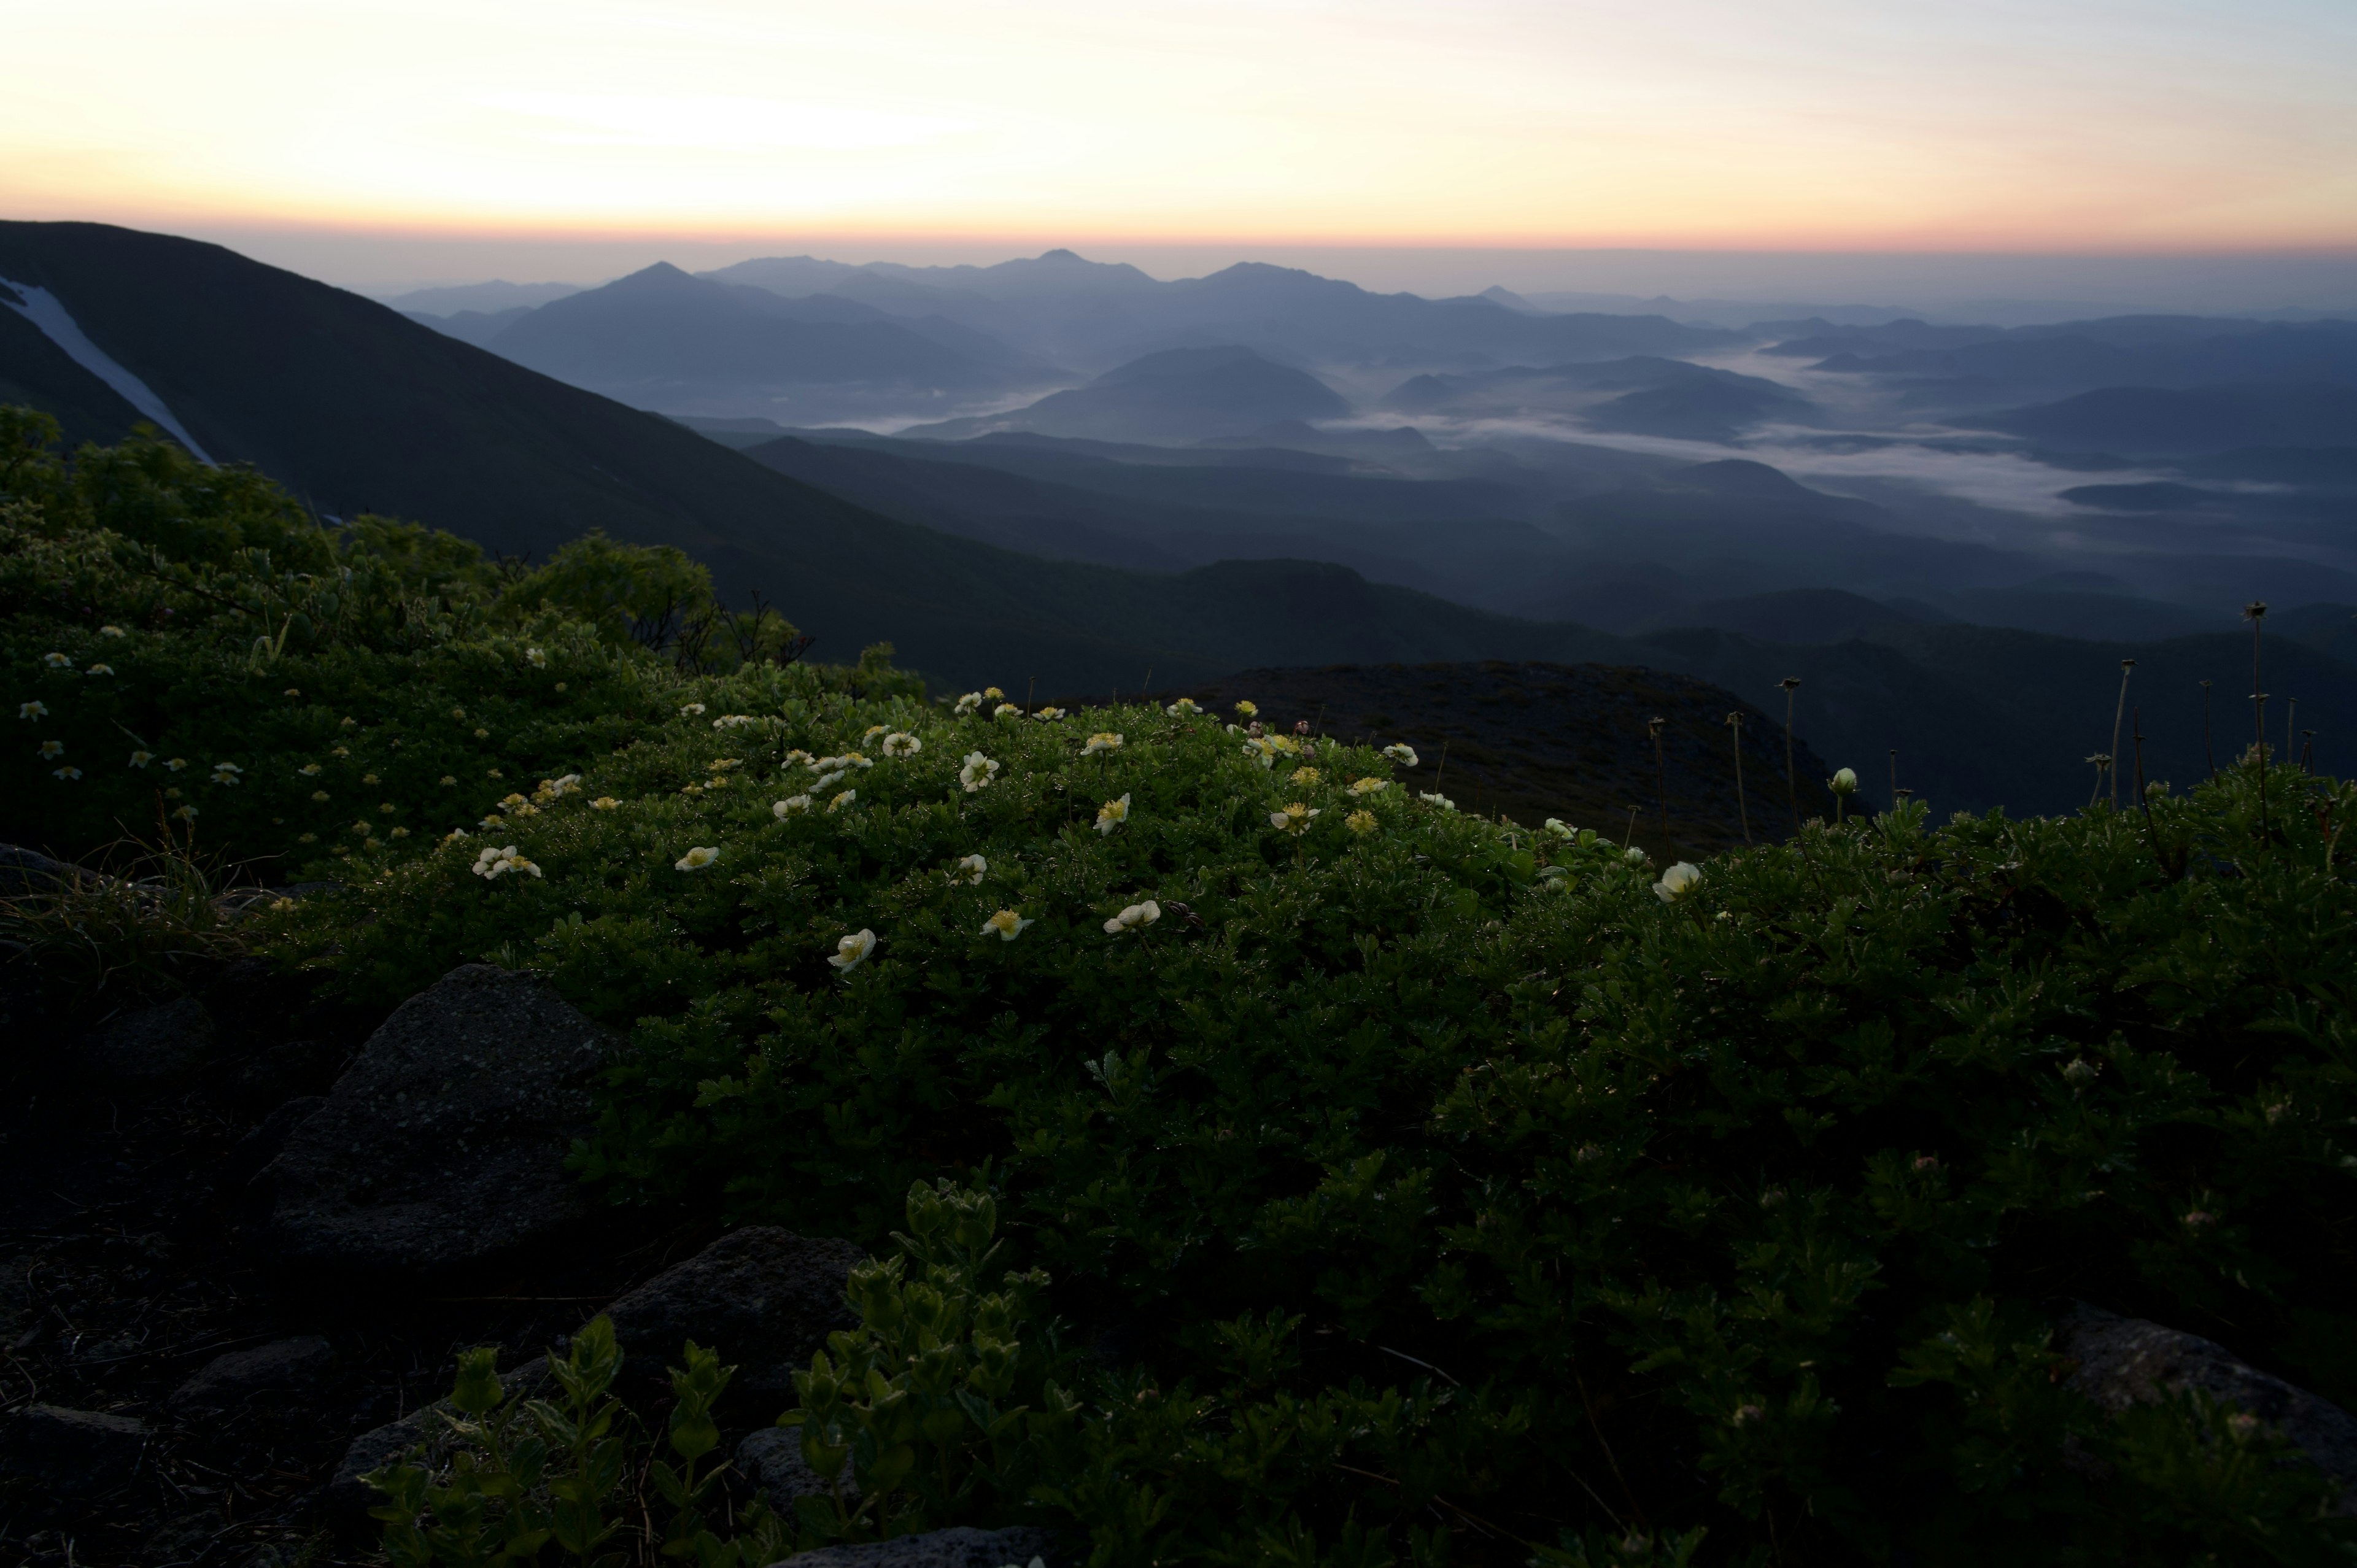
[739,1425,859,1515]
[765,1525,1062,1568]
[2059,1303,2357,1513]
[170,1336,335,1413]
[604,1227,865,1396]
[262,965,620,1279]
[0,1404,147,1497]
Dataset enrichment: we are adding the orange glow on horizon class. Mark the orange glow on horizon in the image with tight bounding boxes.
[8,1,2355,258]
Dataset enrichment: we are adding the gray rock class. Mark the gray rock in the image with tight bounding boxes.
[0,1404,147,1496]
[171,1335,335,1412]
[329,1354,552,1524]
[263,965,621,1278]
[2059,1303,2357,1513]
[82,994,216,1092]
[0,843,76,898]
[738,1426,859,1515]
[765,1525,1061,1568]
[604,1227,865,1395]
[222,1095,327,1186]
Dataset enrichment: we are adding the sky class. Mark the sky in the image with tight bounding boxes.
[8,0,2356,289]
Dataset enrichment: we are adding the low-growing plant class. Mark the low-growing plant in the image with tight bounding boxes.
[365,1315,794,1568]
[0,825,248,1005]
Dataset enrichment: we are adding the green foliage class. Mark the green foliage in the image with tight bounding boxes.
[15,420,2357,1564]
[782,1177,1069,1547]
[0,414,857,868]
[366,1316,793,1568]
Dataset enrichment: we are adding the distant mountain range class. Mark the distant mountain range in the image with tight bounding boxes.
[391,247,1740,426]
[7,220,2356,818]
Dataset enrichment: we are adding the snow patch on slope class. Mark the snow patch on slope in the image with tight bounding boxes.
[0,276,214,462]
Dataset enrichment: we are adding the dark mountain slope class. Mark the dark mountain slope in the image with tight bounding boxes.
[0,288,147,446]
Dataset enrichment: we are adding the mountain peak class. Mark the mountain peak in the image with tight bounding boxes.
[1035,248,1088,263]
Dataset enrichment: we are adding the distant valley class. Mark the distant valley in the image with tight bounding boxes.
[6,218,2356,819]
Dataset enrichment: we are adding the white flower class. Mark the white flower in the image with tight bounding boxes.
[774,795,812,817]
[827,790,857,813]
[675,846,721,871]
[679,701,707,716]
[129,750,153,768]
[981,909,1034,941]
[864,724,889,741]
[1829,767,1858,796]
[813,768,848,790]
[1033,707,1066,722]
[475,844,544,879]
[1345,809,1379,835]
[784,749,815,768]
[954,692,983,715]
[707,757,741,772]
[1654,862,1702,903]
[1165,698,1202,716]
[17,701,47,719]
[525,647,547,667]
[1383,743,1419,767]
[1103,900,1160,935]
[829,928,877,973]
[1082,732,1123,755]
[960,752,1000,793]
[1096,793,1131,835]
[954,853,988,884]
[590,796,620,810]
[1544,818,1575,838]
[440,774,457,786]
[844,752,873,770]
[171,804,195,820]
[99,625,125,638]
[300,762,321,776]
[213,760,242,775]
[53,765,81,781]
[1243,738,1277,769]
[1347,776,1388,796]
[882,732,921,758]
[86,663,114,676]
[42,652,71,669]
[479,815,505,830]
[1624,846,1649,866]
[39,740,64,759]
[1418,792,1455,811]
[712,714,759,729]
[1234,700,1258,719]
[1269,802,1319,836]
[993,703,1022,719]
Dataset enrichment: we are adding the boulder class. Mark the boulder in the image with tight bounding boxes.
[739,1425,859,1514]
[170,1335,335,1413]
[603,1227,865,1396]
[765,1525,1062,1568]
[222,1095,327,1187]
[2059,1303,2357,1513]
[0,1404,147,1496]
[82,994,216,1092]
[0,843,75,898]
[263,965,620,1279]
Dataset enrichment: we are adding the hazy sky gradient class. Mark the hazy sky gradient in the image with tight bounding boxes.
[10,1,2355,251]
